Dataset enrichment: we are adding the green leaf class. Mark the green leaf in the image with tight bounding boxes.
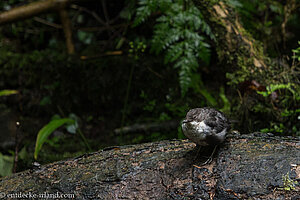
[34,118,75,160]
[0,152,14,177]
[260,128,271,133]
[66,113,79,134]
[219,86,231,113]
[198,87,217,106]
[0,89,18,97]
[191,74,217,106]
[77,31,93,44]
[39,96,52,106]
[177,125,185,139]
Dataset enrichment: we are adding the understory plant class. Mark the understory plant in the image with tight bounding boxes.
[133,0,214,96]
[257,83,300,135]
[235,42,300,135]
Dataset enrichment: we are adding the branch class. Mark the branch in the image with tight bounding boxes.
[0,0,75,25]
[59,9,75,54]
[0,0,100,25]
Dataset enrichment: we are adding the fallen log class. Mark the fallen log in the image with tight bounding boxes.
[0,134,299,199]
[114,120,180,135]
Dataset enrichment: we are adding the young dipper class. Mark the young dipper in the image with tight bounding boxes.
[182,107,230,163]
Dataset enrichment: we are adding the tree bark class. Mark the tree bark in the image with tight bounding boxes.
[0,134,299,199]
[192,0,272,86]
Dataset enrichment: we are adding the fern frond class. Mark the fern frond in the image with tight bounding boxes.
[164,42,184,64]
[162,28,183,48]
[133,0,157,27]
[175,47,199,96]
[151,22,170,54]
[133,0,214,96]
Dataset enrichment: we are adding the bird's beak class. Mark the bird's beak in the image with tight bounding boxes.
[182,119,189,124]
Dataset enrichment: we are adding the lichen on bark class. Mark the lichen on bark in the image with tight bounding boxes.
[192,0,274,86]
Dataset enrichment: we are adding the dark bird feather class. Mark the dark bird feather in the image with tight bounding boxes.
[182,107,230,146]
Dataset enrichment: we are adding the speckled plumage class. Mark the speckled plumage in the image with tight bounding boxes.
[182,107,230,146]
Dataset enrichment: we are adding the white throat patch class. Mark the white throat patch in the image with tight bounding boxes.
[190,121,211,133]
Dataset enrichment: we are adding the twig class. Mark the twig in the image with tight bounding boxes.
[70,4,106,26]
[101,0,109,23]
[77,128,92,151]
[147,66,164,79]
[80,50,123,60]
[75,23,128,32]
[13,121,21,173]
[34,17,62,29]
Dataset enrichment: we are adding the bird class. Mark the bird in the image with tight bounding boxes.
[181,107,230,164]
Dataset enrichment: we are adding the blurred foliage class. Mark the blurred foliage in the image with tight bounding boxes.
[0,89,18,97]
[0,0,299,176]
[0,152,14,177]
[256,83,300,135]
[292,41,300,61]
[236,0,299,56]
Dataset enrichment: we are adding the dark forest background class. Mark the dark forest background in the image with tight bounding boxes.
[0,0,299,177]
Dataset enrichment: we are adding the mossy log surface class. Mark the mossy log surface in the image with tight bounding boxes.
[193,0,273,85]
[0,134,299,199]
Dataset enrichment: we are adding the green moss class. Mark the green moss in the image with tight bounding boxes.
[279,172,298,191]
